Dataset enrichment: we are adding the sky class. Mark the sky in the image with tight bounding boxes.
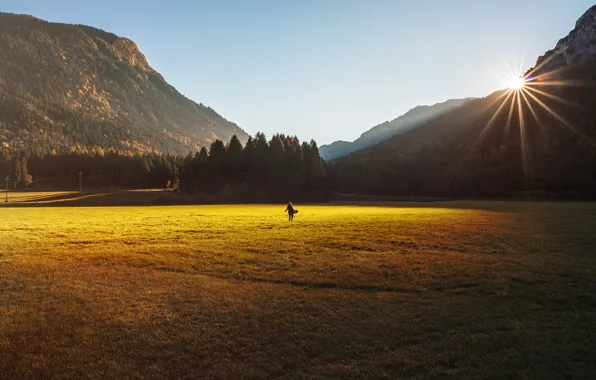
[1,0,594,144]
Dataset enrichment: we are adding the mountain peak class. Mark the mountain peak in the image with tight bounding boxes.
[531,4,596,76]
[76,25,153,72]
[576,4,596,29]
[105,37,152,71]
[0,13,247,155]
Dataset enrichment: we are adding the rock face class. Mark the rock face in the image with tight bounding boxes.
[0,13,248,155]
[320,98,474,160]
[531,5,596,76]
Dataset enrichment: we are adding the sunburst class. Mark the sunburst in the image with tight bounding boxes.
[467,61,596,198]
[509,77,526,90]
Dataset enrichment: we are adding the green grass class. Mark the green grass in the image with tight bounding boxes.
[1,202,596,379]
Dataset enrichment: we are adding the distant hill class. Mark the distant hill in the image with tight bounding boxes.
[331,5,596,197]
[0,13,248,156]
[320,98,474,160]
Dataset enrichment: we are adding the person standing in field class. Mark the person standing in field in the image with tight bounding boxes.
[285,201,296,221]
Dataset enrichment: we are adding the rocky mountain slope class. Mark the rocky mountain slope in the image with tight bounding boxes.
[531,5,596,76]
[331,6,596,197]
[0,13,247,156]
[320,98,473,160]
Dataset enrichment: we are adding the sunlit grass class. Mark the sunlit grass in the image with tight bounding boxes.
[0,204,524,289]
[1,203,596,379]
[0,190,189,206]
[1,191,76,203]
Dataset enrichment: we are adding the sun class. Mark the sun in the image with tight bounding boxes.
[509,77,526,90]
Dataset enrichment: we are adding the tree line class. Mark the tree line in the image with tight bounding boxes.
[179,133,327,198]
[0,133,330,201]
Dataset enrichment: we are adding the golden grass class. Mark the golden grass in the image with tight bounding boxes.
[0,191,77,203]
[1,203,596,379]
[1,190,226,207]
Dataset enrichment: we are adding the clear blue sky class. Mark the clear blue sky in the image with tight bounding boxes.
[2,0,594,144]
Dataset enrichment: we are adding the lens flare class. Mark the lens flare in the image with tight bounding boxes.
[459,62,595,202]
[509,77,526,90]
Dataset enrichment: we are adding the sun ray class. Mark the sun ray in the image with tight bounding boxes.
[517,84,535,209]
[526,60,596,85]
[519,89,544,133]
[504,60,518,80]
[503,90,518,142]
[517,89,530,178]
[524,52,561,79]
[523,85,582,108]
[452,90,514,181]
[509,77,526,90]
[522,88,596,152]
[466,90,515,157]
[494,72,517,85]
[524,79,591,87]
[517,50,527,78]
[524,64,570,82]
[475,89,512,121]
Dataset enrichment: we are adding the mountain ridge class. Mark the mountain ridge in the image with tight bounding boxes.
[331,5,596,197]
[531,4,596,77]
[320,97,474,160]
[0,12,248,156]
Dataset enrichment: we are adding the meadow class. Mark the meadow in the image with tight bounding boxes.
[1,199,596,379]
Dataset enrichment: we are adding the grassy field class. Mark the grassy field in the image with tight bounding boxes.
[1,201,596,379]
[0,190,186,206]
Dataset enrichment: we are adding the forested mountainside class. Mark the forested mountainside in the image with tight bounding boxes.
[0,13,247,156]
[320,98,473,160]
[330,5,596,198]
[331,60,596,197]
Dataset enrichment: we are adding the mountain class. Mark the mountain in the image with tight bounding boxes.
[0,13,248,156]
[532,4,596,77]
[331,5,596,197]
[318,140,352,161]
[320,98,474,160]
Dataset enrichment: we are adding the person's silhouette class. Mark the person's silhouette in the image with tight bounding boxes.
[284,202,296,221]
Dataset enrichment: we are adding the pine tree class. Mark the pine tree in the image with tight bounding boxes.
[288,137,305,195]
[301,142,312,191]
[196,147,209,192]
[253,133,270,188]
[269,134,286,192]
[242,136,256,184]
[209,140,227,190]
[226,135,244,185]
[308,140,326,176]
